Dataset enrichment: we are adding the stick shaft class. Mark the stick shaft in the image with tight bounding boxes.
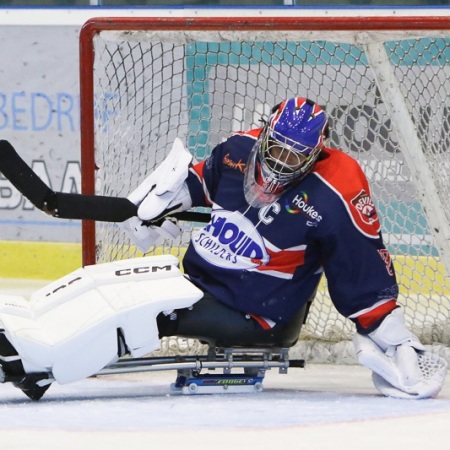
[0,140,210,223]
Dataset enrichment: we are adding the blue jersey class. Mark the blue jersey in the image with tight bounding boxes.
[183,129,398,328]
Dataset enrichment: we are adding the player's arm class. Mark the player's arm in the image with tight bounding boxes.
[320,215,447,398]
[315,152,446,398]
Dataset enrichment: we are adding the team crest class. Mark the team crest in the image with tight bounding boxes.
[351,190,378,226]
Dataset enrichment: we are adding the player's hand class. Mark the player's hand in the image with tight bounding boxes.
[353,309,447,398]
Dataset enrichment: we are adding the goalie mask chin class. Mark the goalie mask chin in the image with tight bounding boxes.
[244,97,328,208]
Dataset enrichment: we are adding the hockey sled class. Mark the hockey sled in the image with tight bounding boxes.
[0,345,305,398]
[98,346,305,395]
[0,255,305,399]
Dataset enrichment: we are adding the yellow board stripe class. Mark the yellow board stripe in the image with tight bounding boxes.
[0,241,81,280]
[393,255,450,296]
[316,255,450,296]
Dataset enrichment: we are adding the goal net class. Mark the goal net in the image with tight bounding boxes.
[79,15,450,363]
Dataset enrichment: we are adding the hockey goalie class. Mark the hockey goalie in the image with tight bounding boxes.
[0,97,447,400]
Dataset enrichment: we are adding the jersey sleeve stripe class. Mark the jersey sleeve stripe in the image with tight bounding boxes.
[190,162,213,206]
[190,161,205,181]
[348,299,397,329]
[255,246,306,276]
[232,128,261,140]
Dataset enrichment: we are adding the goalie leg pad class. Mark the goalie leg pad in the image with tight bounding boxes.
[0,255,203,384]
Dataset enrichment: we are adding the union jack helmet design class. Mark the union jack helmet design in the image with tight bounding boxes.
[244,97,328,207]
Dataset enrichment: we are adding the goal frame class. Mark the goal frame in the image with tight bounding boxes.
[79,14,450,267]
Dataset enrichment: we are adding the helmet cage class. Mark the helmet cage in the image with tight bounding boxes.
[260,124,321,185]
[243,97,327,208]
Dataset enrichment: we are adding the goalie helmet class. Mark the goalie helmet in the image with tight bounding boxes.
[244,97,328,207]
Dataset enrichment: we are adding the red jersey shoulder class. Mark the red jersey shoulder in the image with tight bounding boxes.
[314,148,380,238]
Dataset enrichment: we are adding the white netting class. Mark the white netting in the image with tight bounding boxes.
[81,24,450,362]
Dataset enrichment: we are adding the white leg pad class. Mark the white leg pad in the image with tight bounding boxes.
[0,255,203,384]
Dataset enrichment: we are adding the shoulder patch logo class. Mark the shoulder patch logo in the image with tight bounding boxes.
[351,189,378,226]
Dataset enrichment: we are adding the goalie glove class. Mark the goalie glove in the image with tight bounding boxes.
[128,137,193,221]
[353,308,447,399]
[120,138,193,253]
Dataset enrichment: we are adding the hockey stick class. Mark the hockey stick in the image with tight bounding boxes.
[0,140,210,223]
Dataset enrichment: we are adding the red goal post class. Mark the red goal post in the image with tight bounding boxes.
[79,14,450,360]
